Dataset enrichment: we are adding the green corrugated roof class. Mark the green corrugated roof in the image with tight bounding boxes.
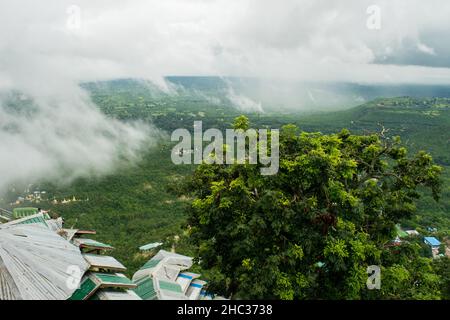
[93,273,134,286]
[69,277,98,300]
[158,280,182,293]
[13,207,39,219]
[84,240,110,247]
[80,239,113,249]
[133,277,157,300]
[139,242,163,251]
[16,215,48,227]
[141,258,161,270]
[396,224,408,238]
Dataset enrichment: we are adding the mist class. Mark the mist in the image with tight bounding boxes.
[2,0,450,193]
[0,88,155,195]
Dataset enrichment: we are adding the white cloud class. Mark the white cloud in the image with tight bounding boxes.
[417,43,436,56]
[1,0,450,192]
[2,0,450,86]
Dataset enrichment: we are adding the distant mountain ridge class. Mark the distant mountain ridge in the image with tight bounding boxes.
[296,97,450,166]
[82,77,450,112]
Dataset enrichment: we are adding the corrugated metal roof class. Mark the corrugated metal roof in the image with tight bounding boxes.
[75,230,96,236]
[132,250,191,300]
[177,272,201,293]
[73,238,114,250]
[157,279,186,300]
[186,279,207,300]
[62,228,79,241]
[0,257,21,299]
[141,258,161,270]
[131,249,229,300]
[424,237,441,246]
[69,271,137,299]
[91,272,137,289]
[12,207,39,219]
[0,208,13,221]
[139,242,163,251]
[133,277,158,300]
[68,276,99,300]
[93,289,141,300]
[132,250,192,282]
[3,212,48,227]
[46,218,64,232]
[0,223,89,300]
[158,279,183,293]
[83,254,126,272]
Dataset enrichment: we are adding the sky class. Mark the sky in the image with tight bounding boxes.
[0,0,449,194]
[1,0,450,89]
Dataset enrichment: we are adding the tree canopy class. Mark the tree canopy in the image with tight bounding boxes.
[184,116,446,299]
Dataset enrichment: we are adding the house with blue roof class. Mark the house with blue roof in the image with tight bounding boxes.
[424,236,441,249]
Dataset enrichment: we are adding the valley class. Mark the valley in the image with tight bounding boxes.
[1,81,449,279]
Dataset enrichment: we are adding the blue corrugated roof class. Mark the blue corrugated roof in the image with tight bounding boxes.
[424,237,441,246]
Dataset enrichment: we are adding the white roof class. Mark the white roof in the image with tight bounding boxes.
[132,249,228,301]
[153,250,193,270]
[72,237,113,249]
[95,289,141,300]
[61,228,79,241]
[0,223,89,300]
[132,249,192,282]
[83,254,126,271]
[46,217,64,232]
[139,242,163,251]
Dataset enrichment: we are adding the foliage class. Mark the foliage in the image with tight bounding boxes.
[184,116,443,299]
[2,82,448,290]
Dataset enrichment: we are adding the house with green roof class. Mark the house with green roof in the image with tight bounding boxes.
[12,207,46,219]
[132,249,226,300]
[395,224,409,238]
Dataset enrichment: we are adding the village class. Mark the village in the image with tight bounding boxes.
[0,204,448,300]
[0,206,226,300]
[393,224,450,259]
[9,188,88,206]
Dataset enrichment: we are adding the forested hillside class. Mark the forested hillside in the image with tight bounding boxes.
[1,82,448,288]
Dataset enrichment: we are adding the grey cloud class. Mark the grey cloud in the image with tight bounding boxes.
[2,0,450,85]
[1,0,450,192]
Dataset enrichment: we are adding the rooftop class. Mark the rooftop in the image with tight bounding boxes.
[139,242,163,251]
[424,237,441,246]
[1,209,138,300]
[132,249,226,300]
[0,217,89,300]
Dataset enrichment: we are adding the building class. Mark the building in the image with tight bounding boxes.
[0,210,139,300]
[405,230,420,236]
[0,213,89,299]
[132,249,226,300]
[12,207,41,219]
[424,236,441,249]
[1,207,226,301]
[139,242,163,252]
[66,232,139,300]
[395,224,408,238]
[0,208,13,222]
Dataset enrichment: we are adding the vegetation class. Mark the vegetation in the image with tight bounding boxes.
[1,81,448,298]
[183,116,447,299]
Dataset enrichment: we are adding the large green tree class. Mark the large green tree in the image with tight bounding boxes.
[184,116,443,299]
